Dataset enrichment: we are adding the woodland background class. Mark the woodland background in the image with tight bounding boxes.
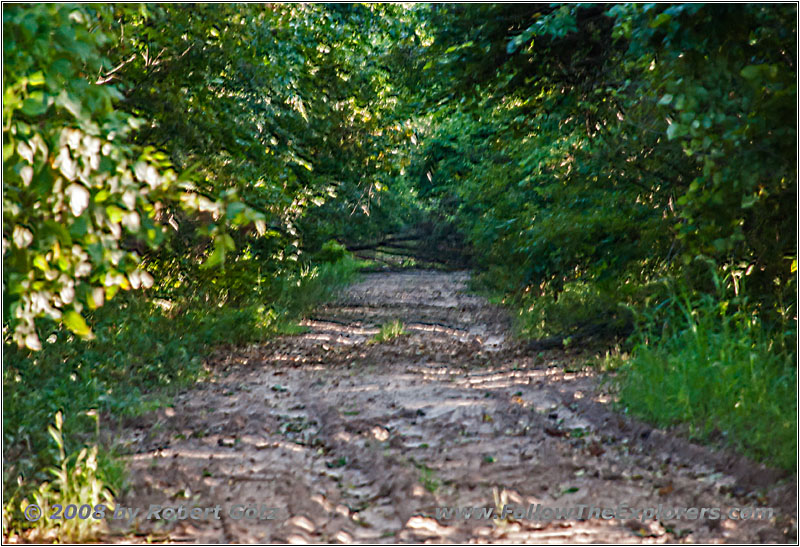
[3,3,796,537]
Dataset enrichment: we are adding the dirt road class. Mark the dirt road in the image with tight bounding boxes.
[114,271,795,543]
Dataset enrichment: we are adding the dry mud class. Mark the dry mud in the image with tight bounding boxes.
[113,271,796,543]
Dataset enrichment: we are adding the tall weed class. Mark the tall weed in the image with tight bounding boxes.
[617,278,796,470]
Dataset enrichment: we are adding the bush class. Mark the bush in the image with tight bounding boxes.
[510,281,634,342]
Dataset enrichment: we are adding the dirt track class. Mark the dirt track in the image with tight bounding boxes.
[114,270,795,543]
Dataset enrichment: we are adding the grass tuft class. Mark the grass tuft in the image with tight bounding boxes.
[370,319,406,344]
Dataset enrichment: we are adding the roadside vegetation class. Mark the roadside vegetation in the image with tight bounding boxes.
[405,4,796,471]
[370,319,407,344]
[3,3,796,540]
[3,4,406,538]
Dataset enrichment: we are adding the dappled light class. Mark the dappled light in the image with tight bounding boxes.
[3,3,795,544]
[100,271,793,542]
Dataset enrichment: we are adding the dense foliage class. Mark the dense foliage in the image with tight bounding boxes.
[4,4,417,345]
[412,4,795,315]
[2,3,796,539]
[3,4,410,536]
[404,3,796,467]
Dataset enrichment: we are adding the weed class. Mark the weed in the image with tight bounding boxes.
[370,319,407,344]
[415,464,440,493]
[617,281,796,470]
[11,412,115,542]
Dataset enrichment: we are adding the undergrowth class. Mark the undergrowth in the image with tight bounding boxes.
[486,267,796,471]
[616,280,797,470]
[2,254,362,540]
[509,281,634,342]
[5,412,116,542]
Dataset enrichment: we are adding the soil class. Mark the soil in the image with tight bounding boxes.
[110,270,796,543]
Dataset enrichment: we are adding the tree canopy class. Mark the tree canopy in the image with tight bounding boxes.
[2,5,797,526]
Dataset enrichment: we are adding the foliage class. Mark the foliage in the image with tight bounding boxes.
[110,3,419,298]
[3,4,265,349]
[3,4,165,349]
[617,274,796,470]
[511,281,633,342]
[411,4,795,313]
[3,252,360,535]
[2,5,797,536]
[3,4,419,346]
[4,5,406,534]
[25,412,114,542]
[404,3,796,468]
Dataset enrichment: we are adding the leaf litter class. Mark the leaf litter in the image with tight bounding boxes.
[111,271,795,543]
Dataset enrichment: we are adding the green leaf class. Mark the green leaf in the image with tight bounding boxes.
[226,201,246,219]
[666,123,680,140]
[105,285,119,301]
[3,143,14,161]
[20,97,48,116]
[33,255,49,272]
[740,65,761,81]
[43,220,72,245]
[28,71,45,86]
[69,216,89,237]
[221,233,235,251]
[63,310,91,337]
[741,195,757,209]
[650,12,672,28]
[106,205,124,223]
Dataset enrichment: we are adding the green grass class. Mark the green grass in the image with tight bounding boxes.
[416,463,440,494]
[370,319,407,343]
[489,266,796,471]
[471,276,635,343]
[2,254,362,539]
[513,282,625,339]
[7,411,116,542]
[616,288,796,470]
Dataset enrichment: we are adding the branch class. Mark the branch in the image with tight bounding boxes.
[96,54,137,85]
[345,234,422,252]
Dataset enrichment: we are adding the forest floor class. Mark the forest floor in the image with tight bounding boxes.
[111,270,795,543]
